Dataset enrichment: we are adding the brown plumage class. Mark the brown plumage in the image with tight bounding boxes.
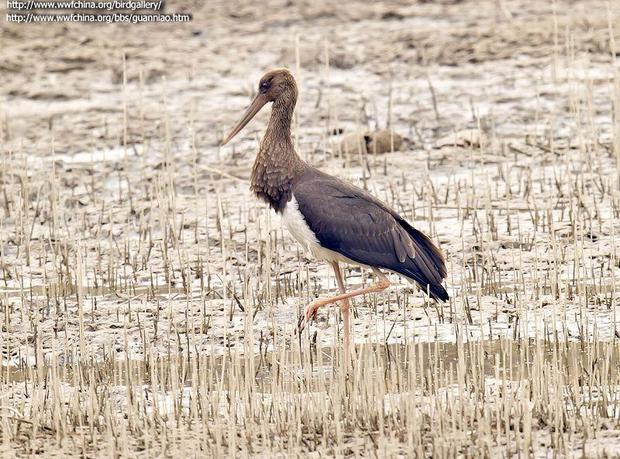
[249,70,304,212]
[222,68,448,364]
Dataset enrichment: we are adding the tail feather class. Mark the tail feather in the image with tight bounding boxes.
[428,283,449,302]
[401,268,450,302]
[396,219,449,303]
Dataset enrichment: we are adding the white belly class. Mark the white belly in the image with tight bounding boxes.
[281,196,356,264]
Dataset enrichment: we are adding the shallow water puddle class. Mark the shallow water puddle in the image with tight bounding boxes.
[5,339,618,391]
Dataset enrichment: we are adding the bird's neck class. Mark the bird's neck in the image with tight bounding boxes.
[251,97,305,212]
[266,97,295,140]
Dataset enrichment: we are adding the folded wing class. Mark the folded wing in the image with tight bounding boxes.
[294,173,448,302]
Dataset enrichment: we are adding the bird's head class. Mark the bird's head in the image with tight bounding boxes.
[221,68,297,145]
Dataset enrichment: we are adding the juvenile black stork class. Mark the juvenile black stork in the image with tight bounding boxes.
[222,69,448,362]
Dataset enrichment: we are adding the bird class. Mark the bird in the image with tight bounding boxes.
[222,69,448,363]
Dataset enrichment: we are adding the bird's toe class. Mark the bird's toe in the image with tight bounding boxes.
[297,303,319,334]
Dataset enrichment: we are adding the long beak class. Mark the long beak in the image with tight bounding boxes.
[221,93,268,145]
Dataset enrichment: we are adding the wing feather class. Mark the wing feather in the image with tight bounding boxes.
[293,173,448,302]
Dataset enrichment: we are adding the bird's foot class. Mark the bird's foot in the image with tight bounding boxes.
[297,302,320,334]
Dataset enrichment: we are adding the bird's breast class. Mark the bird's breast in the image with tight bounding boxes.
[281,196,320,253]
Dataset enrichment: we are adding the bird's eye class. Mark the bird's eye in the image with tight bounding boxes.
[259,80,271,94]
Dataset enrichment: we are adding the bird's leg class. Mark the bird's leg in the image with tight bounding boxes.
[297,268,391,343]
[331,262,352,365]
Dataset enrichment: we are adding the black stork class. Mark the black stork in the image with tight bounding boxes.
[222,69,448,363]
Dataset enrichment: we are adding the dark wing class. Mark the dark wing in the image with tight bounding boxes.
[294,173,448,302]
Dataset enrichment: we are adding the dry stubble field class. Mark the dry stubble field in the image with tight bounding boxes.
[2,0,620,456]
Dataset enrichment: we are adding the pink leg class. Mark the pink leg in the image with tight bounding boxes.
[332,262,352,364]
[298,266,391,362]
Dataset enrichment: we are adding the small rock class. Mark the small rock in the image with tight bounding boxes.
[338,129,404,155]
[367,129,404,153]
[339,132,368,155]
[436,129,487,148]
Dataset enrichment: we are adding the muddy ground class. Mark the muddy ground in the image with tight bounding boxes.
[1,2,620,452]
